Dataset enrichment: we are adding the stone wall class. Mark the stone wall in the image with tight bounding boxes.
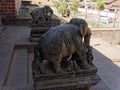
[91,29,120,45]
[0,0,21,18]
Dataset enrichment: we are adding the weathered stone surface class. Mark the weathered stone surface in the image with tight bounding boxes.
[0,43,14,87]
[32,18,99,90]
[91,30,120,45]
[30,26,51,42]
[35,75,99,90]
[1,26,120,90]
[31,27,51,33]
[29,18,62,42]
[29,11,61,42]
[0,26,31,44]
[5,49,27,87]
[30,5,53,25]
[33,64,100,90]
[0,15,6,35]
[90,80,111,90]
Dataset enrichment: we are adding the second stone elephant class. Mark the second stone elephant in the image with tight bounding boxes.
[32,18,91,73]
[30,5,53,24]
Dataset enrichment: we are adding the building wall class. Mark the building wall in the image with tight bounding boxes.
[0,0,22,18]
[91,29,120,45]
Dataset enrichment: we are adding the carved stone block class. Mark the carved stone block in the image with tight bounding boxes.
[29,19,61,42]
[29,26,51,42]
[33,64,100,90]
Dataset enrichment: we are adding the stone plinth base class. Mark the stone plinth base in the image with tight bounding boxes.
[29,18,61,42]
[33,64,100,90]
[29,26,51,42]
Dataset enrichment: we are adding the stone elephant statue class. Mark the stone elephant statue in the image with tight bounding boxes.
[68,18,91,46]
[69,18,93,64]
[32,18,92,74]
[30,5,53,24]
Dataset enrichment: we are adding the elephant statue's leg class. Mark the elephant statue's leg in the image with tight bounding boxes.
[49,54,62,73]
[61,56,75,71]
[86,46,93,64]
[32,16,37,24]
[32,59,41,77]
[72,36,89,69]
[73,49,89,69]
[32,45,44,75]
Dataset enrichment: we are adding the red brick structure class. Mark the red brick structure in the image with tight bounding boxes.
[0,0,22,18]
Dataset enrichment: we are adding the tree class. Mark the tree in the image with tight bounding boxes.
[91,0,97,2]
[53,1,60,9]
[70,0,82,11]
[57,1,70,17]
[96,0,105,10]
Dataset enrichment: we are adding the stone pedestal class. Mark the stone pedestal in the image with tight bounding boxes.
[33,64,100,90]
[29,26,51,42]
[29,18,61,42]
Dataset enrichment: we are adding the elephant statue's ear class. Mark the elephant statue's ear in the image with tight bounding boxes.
[69,18,80,26]
[43,5,53,16]
[77,25,83,37]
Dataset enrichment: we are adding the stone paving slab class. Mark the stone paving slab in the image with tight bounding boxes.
[0,26,31,44]
[90,80,111,90]
[5,49,27,87]
[0,48,34,90]
[0,43,14,87]
[0,26,32,89]
[91,38,120,61]
[91,38,120,90]
[0,26,6,35]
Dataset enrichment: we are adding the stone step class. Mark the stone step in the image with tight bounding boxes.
[29,26,51,42]
[35,74,100,90]
[92,48,120,90]
[31,33,42,37]
[90,80,111,90]
[4,49,28,87]
[31,27,50,33]
[0,43,14,87]
[29,37,40,42]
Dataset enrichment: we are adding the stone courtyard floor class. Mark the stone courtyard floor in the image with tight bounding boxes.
[0,26,120,90]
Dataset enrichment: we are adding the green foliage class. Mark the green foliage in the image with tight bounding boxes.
[91,0,97,2]
[57,1,70,17]
[53,1,60,9]
[53,1,70,17]
[70,0,82,11]
[96,0,105,10]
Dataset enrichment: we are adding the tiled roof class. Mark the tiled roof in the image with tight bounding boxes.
[111,0,120,7]
[104,0,115,4]
[22,0,32,1]
[104,0,120,9]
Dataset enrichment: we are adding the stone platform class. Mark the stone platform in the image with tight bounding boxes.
[1,26,120,90]
[29,18,61,42]
[34,64,100,90]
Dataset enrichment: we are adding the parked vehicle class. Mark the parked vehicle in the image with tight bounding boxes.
[99,16,112,24]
